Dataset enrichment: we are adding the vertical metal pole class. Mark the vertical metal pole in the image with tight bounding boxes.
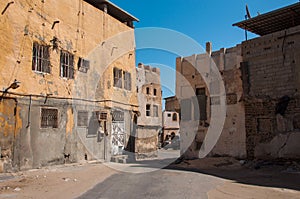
[245,15,248,41]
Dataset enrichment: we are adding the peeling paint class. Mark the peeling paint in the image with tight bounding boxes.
[66,108,74,135]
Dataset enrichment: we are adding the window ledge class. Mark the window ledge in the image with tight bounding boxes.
[33,71,50,76]
[60,76,75,81]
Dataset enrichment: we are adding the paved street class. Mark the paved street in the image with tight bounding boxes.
[0,153,300,199]
[76,154,300,199]
[77,169,224,199]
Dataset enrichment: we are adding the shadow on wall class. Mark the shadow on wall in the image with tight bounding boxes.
[87,112,99,137]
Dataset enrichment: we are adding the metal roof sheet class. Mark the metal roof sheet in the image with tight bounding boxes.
[233,3,300,36]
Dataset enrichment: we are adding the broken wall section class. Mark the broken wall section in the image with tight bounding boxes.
[242,25,300,159]
[176,44,246,159]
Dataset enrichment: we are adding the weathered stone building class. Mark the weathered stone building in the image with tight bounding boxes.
[175,2,300,160]
[136,63,162,159]
[0,0,138,172]
[233,2,300,159]
[176,43,246,159]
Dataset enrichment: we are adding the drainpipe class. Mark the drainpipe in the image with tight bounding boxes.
[26,95,32,128]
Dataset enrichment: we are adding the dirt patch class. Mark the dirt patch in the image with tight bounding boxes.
[0,163,117,199]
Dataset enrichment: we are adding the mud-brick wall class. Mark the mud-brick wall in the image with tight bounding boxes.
[242,25,300,159]
[135,127,159,159]
[242,25,300,98]
[244,97,300,159]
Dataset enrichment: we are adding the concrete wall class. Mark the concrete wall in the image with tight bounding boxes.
[163,111,180,130]
[242,25,300,159]
[176,44,247,159]
[0,0,137,172]
[136,63,162,159]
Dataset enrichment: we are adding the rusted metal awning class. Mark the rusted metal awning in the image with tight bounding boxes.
[233,2,300,36]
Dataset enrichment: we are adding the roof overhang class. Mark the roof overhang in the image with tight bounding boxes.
[233,2,300,36]
[84,0,139,25]
[164,96,177,100]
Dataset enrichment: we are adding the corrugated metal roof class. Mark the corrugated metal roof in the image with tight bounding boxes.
[233,3,300,36]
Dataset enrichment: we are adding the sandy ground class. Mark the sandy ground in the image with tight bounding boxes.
[0,157,299,199]
[0,162,117,199]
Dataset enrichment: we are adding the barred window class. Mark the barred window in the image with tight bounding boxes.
[77,111,88,127]
[113,68,122,88]
[60,50,74,79]
[32,42,51,73]
[112,110,124,122]
[41,108,58,128]
[78,57,90,73]
[153,105,158,117]
[123,71,131,91]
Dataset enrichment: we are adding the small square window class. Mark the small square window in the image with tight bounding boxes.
[41,108,58,128]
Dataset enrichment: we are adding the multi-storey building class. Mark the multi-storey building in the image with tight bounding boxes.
[176,2,300,160]
[136,63,162,159]
[0,0,138,172]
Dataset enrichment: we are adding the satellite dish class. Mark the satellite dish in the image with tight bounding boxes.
[246,4,251,19]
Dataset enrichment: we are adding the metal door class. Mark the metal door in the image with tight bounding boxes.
[111,111,125,156]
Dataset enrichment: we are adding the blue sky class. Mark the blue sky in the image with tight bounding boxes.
[110,0,298,103]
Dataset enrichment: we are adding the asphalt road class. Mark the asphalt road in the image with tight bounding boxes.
[77,169,225,199]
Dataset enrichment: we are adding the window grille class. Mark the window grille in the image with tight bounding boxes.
[60,50,74,79]
[41,108,58,128]
[112,111,124,121]
[32,42,51,73]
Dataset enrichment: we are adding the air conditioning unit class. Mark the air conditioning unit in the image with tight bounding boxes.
[96,111,108,121]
